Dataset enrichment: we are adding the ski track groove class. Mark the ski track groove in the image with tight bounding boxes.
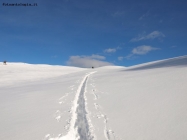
[72,72,97,140]
[46,71,123,140]
[47,72,96,140]
[75,76,94,140]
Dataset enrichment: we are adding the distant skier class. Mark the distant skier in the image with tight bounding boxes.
[3,60,7,65]
[92,66,94,69]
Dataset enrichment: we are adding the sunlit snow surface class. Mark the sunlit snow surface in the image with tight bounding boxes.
[0,63,85,87]
[0,56,187,140]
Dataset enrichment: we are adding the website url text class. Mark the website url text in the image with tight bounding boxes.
[2,3,38,6]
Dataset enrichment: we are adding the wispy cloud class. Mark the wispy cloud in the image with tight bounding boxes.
[130,31,165,42]
[112,11,125,17]
[119,45,160,60]
[88,54,106,60]
[66,55,113,68]
[132,45,159,55]
[139,12,149,20]
[104,46,121,53]
[104,48,116,53]
[118,56,124,61]
[124,54,137,60]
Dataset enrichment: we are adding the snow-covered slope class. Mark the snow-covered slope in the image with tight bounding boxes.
[87,55,187,140]
[0,56,187,140]
[0,63,85,87]
[126,55,187,70]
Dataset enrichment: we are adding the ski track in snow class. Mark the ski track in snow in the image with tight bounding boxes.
[90,79,122,140]
[46,72,96,140]
[74,76,93,140]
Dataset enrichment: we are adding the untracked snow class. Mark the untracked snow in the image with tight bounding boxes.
[0,56,187,140]
[0,63,85,87]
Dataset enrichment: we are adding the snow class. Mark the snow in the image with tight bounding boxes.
[0,62,85,87]
[0,56,187,140]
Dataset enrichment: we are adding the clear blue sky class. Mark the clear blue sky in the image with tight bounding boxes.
[0,0,187,67]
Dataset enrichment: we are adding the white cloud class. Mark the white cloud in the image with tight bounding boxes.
[104,46,121,53]
[132,45,159,55]
[104,48,116,53]
[118,56,124,61]
[123,45,160,59]
[88,54,105,60]
[130,31,165,42]
[124,54,137,60]
[66,55,113,68]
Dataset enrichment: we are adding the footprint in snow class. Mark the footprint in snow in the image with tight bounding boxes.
[59,101,63,104]
[56,115,61,122]
[92,89,98,100]
[94,103,99,110]
[58,93,69,104]
[64,119,71,130]
[44,134,51,140]
[54,110,62,122]
[96,114,105,119]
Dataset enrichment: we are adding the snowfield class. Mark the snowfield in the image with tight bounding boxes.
[0,56,187,140]
[0,63,85,87]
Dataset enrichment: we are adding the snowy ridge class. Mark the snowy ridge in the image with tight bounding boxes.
[90,55,187,140]
[126,55,187,70]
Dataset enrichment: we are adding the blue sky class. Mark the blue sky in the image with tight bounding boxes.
[0,0,187,67]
